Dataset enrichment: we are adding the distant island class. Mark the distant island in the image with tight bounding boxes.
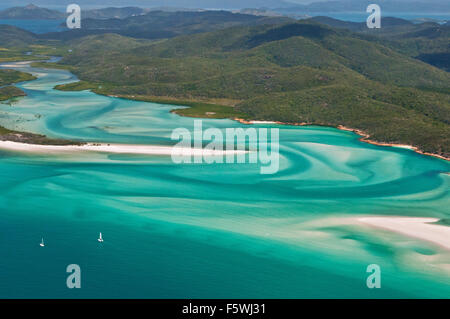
[0,4,177,20]
[0,4,65,20]
[274,0,450,14]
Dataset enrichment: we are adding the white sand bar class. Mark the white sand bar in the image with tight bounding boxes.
[249,121,277,124]
[0,62,31,68]
[0,140,247,156]
[358,217,450,250]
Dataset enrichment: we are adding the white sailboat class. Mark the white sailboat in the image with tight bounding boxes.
[40,238,45,247]
[98,232,103,243]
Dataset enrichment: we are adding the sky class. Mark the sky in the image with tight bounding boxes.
[0,0,311,9]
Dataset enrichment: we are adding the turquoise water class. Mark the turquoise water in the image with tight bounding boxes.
[0,63,449,298]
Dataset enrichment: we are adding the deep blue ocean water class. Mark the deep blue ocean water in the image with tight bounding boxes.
[301,12,450,22]
[0,19,66,34]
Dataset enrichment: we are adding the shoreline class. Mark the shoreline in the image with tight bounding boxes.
[234,118,450,162]
[3,60,448,162]
[0,129,82,146]
[0,140,247,156]
[0,61,32,68]
[356,216,450,251]
[337,125,450,162]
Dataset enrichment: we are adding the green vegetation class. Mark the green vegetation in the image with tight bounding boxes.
[50,20,449,157]
[0,4,146,20]
[30,61,73,70]
[311,17,450,72]
[0,4,65,20]
[0,25,37,48]
[0,69,36,102]
[0,86,26,101]
[121,96,247,119]
[0,64,78,145]
[0,125,13,135]
[171,102,246,119]
[42,10,293,41]
[0,25,67,63]
[54,80,98,91]
[0,128,82,145]
[52,84,246,118]
[0,69,36,86]
[0,15,448,157]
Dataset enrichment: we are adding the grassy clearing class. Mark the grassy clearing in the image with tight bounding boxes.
[115,95,248,119]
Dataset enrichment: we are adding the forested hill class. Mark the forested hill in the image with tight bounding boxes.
[0,4,65,20]
[50,20,450,158]
[310,16,450,72]
[41,10,293,40]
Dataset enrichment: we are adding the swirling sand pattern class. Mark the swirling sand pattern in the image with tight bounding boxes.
[0,62,448,298]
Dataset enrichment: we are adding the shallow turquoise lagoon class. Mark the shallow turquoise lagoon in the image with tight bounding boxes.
[0,63,449,298]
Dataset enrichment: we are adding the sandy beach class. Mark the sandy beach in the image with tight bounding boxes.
[357,216,450,250]
[0,140,247,156]
[234,118,449,161]
[249,120,277,124]
[0,61,31,68]
[337,125,449,161]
